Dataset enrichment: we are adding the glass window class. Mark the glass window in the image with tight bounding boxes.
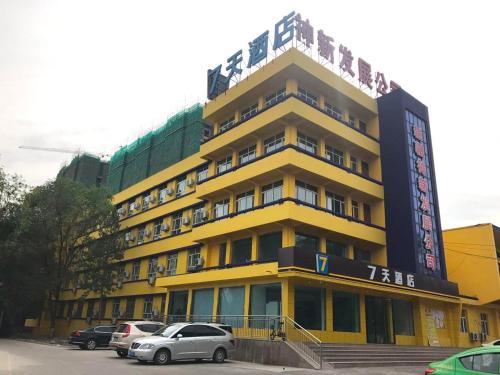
[259,232,282,261]
[261,181,283,204]
[361,161,370,177]
[142,193,151,211]
[197,164,209,182]
[171,212,182,235]
[232,238,252,265]
[350,156,358,172]
[363,204,372,224]
[295,233,319,251]
[191,289,214,321]
[219,117,235,133]
[392,300,414,336]
[219,243,227,267]
[264,132,285,154]
[131,260,141,281]
[354,248,371,263]
[333,291,360,332]
[460,309,469,333]
[265,88,286,107]
[240,103,258,121]
[137,225,146,244]
[86,300,95,318]
[481,313,489,335]
[326,240,347,257]
[192,205,206,225]
[143,296,153,319]
[297,132,317,154]
[213,198,229,218]
[326,192,345,215]
[295,286,325,330]
[127,199,135,216]
[250,283,281,317]
[460,354,500,374]
[147,258,158,279]
[99,300,107,320]
[296,181,317,205]
[187,248,201,270]
[176,176,187,197]
[236,191,254,212]
[349,115,356,127]
[158,187,168,204]
[125,297,135,320]
[168,291,188,322]
[324,102,344,121]
[216,155,232,174]
[75,300,84,318]
[325,145,344,166]
[166,253,178,276]
[359,121,367,133]
[153,219,162,240]
[218,287,245,327]
[298,87,318,106]
[239,145,257,165]
[352,200,359,219]
[112,299,121,318]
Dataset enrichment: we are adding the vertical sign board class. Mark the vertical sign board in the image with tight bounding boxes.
[316,253,329,275]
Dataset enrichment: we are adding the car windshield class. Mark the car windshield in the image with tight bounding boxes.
[152,324,180,337]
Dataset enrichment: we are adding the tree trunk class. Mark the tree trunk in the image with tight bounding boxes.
[48,293,57,340]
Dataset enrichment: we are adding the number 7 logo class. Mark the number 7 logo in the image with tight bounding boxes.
[316,253,329,275]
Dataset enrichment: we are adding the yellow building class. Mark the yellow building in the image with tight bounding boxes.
[34,46,500,350]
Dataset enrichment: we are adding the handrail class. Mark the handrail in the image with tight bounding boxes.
[282,316,323,369]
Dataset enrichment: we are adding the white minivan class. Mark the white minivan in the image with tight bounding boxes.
[128,322,235,365]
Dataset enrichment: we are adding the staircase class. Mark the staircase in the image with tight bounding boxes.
[310,343,463,368]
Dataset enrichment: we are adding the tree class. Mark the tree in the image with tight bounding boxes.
[17,177,124,337]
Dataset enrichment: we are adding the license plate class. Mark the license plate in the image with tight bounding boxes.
[128,351,136,357]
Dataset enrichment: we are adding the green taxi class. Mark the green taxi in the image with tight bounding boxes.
[426,346,500,374]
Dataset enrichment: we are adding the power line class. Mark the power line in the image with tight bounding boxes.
[443,241,496,247]
[444,246,498,260]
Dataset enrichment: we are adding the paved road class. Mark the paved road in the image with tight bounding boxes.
[0,339,425,375]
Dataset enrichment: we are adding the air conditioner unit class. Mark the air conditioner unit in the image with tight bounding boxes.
[111,317,117,325]
[144,230,151,238]
[148,276,156,285]
[125,232,134,242]
[144,196,150,205]
[123,271,130,279]
[196,257,204,267]
[157,264,165,273]
[117,207,125,216]
[470,332,479,341]
[159,189,167,203]
[186,178,194,187]
[161,223,169,232]
[182,217,191,225]
[129,202,136,211]
[166,187,174,196]
[201,210,209,220]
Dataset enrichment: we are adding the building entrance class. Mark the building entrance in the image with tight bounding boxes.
[365,296,394,344]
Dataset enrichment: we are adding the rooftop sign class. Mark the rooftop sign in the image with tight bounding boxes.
[207,11,400,100]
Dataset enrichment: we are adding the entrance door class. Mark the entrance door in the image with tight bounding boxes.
[365,296,393,344]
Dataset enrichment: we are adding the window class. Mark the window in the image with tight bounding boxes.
[250,283,281,318]
[99,299,107,320]
[142,193,151,211]
[325,145,344,166]
[131,260,141,281]
[295,286,325,330]
[297,132,317,154]
[158,187,168,204]
[191,289,214,321]
[218,287,245,327]
[240,103,258,121]
[298,87,318,106]
[363,204,372,224]
[147,257,158,279]
[264,132,285,154]
[259,232,282,261]
[213,198,229,218]
[197,164,209,182]
[239,145,256,164]
[481,313,489,335]
[333,291,360,332]
[166,253,178,276]
[187,248,201,270]
[392,300,414,336]
[361,161,370,177]
[127,200,135,216]
[350,156,358,172]
[295,233,319,251]
[168,291,188,322]
[236,191,254,212]
[324,102,344,121]
[219,117,235,133]
[125,297,135,319]
[67,301,74,318]
[232,238,252,265]
[359,121,367,133]
[153,219,162,240]
[460,309,469,333]
[112,299,121,318]
[296,181,318,205]
[261,181,283,204]
[354,248,371,263]
[460,353,500,374]
[192,205,206,225]
[171,212,182,235]
[137,225,146,244]
[143,296,153,319]
[348,115,355,127]
[176,176,187,197]
[86,300,95,318]
[216,155,232,174]
[352,200,359,219]
[326,192,345,215]
[219,243,227,267]
[265,88,286,107]
[326,240,347,257]
[75,300,84,318]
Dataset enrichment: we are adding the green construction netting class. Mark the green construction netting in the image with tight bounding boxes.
[106,104,203,193]
[58,154,108,187]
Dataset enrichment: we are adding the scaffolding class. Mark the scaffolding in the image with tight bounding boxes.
[57,153,109,187]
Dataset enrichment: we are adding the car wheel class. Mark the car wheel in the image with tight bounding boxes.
[116,350,128,358]
[86,339,97,350]
[78,344,86,350]
[154,349,170,365]
[212,348,226,363]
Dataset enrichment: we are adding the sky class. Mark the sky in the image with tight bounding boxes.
[0,0,499,229]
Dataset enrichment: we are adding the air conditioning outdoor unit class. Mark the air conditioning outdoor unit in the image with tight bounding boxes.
[117,207,125,216]
[144,230,151,238]
[161,223,170,232]
[201,210,209,220]
[166,187,174,196]
[129,202,136,211]
[144,196,150,205]
[182,217,191,225]
[125,232,134,242]
[196,257,204,267]
[148,276,156,285]
[159,189,167,203]
[470,332,479,341]
[157,264,165,274]
[186,178,194,187]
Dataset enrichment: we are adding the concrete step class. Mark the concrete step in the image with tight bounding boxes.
[330,360,434,368]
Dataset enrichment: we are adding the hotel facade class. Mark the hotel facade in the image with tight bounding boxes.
[34,47,500,348]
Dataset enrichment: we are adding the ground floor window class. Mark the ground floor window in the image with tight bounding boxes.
[218,286,245,327]
[168,291,188,322]
[480,313,489,335]
[392,299,414,336]
[333,291,360,332]
[191,288,214,321]
[125,297,135,320]
[295,286,325,330]
[143,296,153,319]
[111,299,120,318]
[250,283,281,328]
[460,309,469,333]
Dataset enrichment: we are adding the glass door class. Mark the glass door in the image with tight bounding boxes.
[365,296,394,344]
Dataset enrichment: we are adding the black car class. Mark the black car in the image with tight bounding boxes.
[68,325,116,350]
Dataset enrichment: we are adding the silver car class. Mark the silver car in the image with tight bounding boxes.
[128,322,235,365]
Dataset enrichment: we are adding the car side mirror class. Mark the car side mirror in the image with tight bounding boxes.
[176,334,183,339]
